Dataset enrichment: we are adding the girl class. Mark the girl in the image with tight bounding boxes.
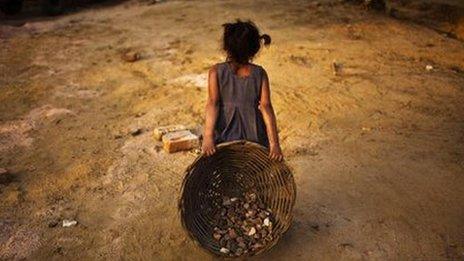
[202,20,283,161]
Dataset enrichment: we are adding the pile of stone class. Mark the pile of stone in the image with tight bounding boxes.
[212,192,274,257]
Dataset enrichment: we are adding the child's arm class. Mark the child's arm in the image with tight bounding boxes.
[202,65,219,156]
[259,69,283,161]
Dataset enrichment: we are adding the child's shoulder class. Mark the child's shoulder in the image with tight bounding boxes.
[250,62,266,71]
[250,63,267,76]
[209,62,227,73]
[208,63,222,75]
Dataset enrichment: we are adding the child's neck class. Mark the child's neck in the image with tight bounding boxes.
[228,61,250,69]
[227,61,252,78]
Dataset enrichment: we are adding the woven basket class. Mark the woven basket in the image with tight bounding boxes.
[179,140,296,257]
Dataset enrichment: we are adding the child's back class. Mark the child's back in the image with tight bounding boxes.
[214,62,269,147]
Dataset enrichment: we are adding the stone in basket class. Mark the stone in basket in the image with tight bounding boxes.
[179,140,296,257]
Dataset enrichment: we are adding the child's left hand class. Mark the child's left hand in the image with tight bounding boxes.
[269,143,283,161]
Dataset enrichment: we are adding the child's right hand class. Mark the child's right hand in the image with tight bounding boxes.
[269,143,283,161]
[202,137,216,156]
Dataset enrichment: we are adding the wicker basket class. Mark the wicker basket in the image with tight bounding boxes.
[179,140,296,257]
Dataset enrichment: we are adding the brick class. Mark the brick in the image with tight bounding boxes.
[162,130,199,153]
[0,168,8,175]
[153,124,187,141]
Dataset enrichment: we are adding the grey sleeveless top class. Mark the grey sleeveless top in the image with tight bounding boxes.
[214,62,269,147]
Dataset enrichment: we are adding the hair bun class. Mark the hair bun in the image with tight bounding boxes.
[260,34,271,45]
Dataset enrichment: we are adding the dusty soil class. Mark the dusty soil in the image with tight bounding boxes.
[1,0,464,260]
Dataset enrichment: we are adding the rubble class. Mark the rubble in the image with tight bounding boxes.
[212,192,274,257]
[62,220,78,227]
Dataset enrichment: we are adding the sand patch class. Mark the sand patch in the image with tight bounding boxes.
[0,105,75,153]
[54,83,101,99]
[172,73,207,88]
[0,223,41,260]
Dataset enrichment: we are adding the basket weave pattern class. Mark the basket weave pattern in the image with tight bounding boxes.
[179,140,296,256]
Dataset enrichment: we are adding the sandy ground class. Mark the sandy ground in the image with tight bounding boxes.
[1,0,464,260]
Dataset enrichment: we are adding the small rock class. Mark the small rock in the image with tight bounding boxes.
[228,240,238,252]
[121,51,140,63]
[62,220,78,227]
[246,193,257,202]
[130,128,142,136]
[246,209,257,218]
[0,168,8,175]
[258,211,267,219]
[252,242,264,250]
[189,148,201,156]
[220,247,229,254]
[48,220,59,228]
[237,241,246,248]
[332,61,343,76]
[339,242,354,249]
[154,145,162,152]
[134,112,145,118]
[53,246,64,255]
[261,229,268,237]
[363,0,386,11]
[247,227,256,236]
[213,231,222,241]
[263,217,270,227]
[228,228,237,239]
[425,65,434,71]
[218,237,227,247]
[223,197,231,206]
[450,65,463,74]
[146,0,164,4]
[310,224,320,231]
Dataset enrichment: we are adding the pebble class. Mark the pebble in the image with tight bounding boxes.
[130,128,143,136]
[48,220,59,228]
[248,227,256,236]
[228,228,238,239]
[121,51,140,63]
[332,61,343,76]
[0,168,8,175]
[263,217,270,227]
[62,220,78,227]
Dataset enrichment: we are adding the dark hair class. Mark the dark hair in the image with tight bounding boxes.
[222,19,271,65]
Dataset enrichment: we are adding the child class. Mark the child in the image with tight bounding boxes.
[202,20,283,161]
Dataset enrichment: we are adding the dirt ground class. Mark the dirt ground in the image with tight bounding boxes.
[1,0,464,260]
